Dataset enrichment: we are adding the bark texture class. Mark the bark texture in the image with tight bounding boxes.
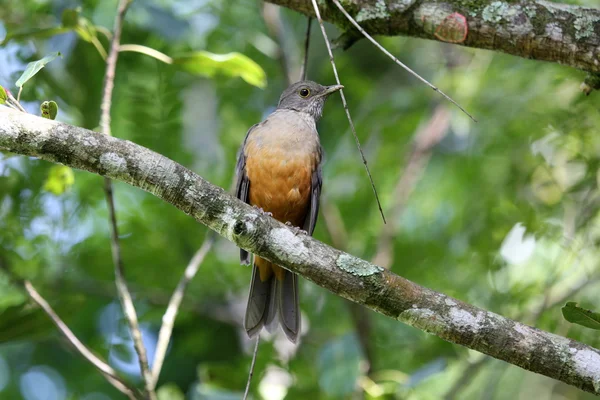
[1,107,600,394]
[267,0,600,74]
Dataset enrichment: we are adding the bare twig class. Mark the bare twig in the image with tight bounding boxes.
[99,1,155,399]
[243,336,261,400]
[330,0,476,123]
[4,89,26,112]
[299,17,312,81]
[100,0,131,137]
[23,281,140,400]
[150,234,215,388]
[309,0,386,224]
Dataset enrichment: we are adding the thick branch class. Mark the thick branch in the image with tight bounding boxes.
[267,0,600,74]
[1,107,600,395]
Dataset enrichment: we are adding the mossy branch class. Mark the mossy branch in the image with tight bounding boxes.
[267,0,600,74]
[1,107,600,395]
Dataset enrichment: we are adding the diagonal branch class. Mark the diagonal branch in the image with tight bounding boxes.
[1,108,600,395]
[3,247,139,396]
[99,0,155,398]
[150,234,215,388]
[15,279,141,399]
[266,0,600,75]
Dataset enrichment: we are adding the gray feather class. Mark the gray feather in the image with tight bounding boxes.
[278,271,300,343]
[235,123,260,266]
[244,264,272,338]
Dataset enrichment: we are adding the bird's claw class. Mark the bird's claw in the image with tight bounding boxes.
[285,221,307,235]
[254,206,273,217]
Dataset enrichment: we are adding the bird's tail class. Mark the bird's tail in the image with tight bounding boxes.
[244,256,300,342]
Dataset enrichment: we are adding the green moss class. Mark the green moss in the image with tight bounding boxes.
[355,0,389,22]
[524,5,537,19]
[482,1,509,23]
[574,12,600,40]
[336,254,383,276]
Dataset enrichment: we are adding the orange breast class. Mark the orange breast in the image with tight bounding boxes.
[245,144,316,227]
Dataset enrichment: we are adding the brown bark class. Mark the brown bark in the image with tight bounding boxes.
[268,0,600,74]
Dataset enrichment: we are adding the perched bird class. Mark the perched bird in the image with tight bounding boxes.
[235,81,343,342]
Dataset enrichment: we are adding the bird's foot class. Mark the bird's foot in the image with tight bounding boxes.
[254,206,273,217]
[285,221,307,235]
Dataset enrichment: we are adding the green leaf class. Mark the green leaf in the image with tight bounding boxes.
[157,383,185,400]
[40,101,58,120]
[562,302,600,330]
[15,52,62,88]
[74,18,98,43]
[1,27,70,46]
[43,165,75,195]
[61,8,80,28]
[173,51,266,88]
[0,85,6,105]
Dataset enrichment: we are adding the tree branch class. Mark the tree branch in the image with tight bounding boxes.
[22,281,141,399]
[1,107,600,395]
[150,234,215,388]
[266,0,600,75]
[99,1,156,397]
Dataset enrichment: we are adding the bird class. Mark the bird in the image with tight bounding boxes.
[234,80,343,342]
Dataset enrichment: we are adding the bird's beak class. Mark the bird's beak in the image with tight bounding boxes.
[320,84,344,97]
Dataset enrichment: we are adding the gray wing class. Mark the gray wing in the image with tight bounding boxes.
[235,124,259,265]
[303,150,323,236]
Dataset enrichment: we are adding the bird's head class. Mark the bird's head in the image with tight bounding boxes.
[277,80,343,121]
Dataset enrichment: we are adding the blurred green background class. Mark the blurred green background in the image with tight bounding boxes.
[1,0,600,399]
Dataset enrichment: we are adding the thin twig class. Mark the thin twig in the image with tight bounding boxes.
[23,281,140,400]
[330,0,476,123]
[5,89,26,112]
[99,1,156,399]
[309,0,386,224]
[100,0,131,137]
[243,336,261,400]
[150,234,215,388]
[299,17,312,81]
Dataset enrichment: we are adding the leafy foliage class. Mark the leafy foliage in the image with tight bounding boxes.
[562,302,600,330]
[15,52,62,88]
[173,51,267,88]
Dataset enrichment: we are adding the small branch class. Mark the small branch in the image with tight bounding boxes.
[266,0,600,75]
[331,0,475,122]
[299,17,312,81]
[150,234,215,388]
[23,281,140,399]
[4,89,26,113]
[100,0,131,138]
[243,336,260,400]
[310,0,386,224]
[100,1,155,398]
[3,109,600,395]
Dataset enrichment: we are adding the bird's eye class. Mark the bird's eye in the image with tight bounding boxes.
[299,88,310,98]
